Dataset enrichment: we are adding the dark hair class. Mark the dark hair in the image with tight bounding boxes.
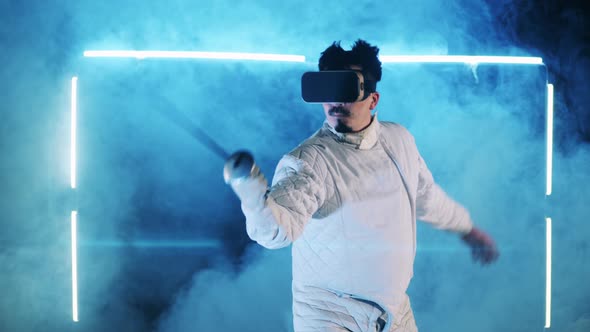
[318,39,382,82]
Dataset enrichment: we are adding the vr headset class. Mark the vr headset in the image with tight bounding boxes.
[301,70,377,103]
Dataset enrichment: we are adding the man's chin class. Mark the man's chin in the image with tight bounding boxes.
[334,120,353,133]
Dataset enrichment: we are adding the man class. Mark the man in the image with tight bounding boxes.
[224,40,499,332]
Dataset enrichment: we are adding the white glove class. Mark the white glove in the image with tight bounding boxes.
[224,151,268,210]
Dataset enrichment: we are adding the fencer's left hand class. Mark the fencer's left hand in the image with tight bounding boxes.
[461,227,499,265]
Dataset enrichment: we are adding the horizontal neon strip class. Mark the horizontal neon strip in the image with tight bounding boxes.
[80,240,221,248]
[83,50,306,62]
[379,55,543,64]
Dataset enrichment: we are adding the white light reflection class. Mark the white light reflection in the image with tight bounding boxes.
[83,50,306,62]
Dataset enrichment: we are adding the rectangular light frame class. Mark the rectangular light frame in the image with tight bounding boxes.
[73,52,550,327]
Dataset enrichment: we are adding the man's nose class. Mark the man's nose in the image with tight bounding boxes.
[328,102,345,107]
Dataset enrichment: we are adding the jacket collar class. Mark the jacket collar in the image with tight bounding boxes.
[323,113,380,150]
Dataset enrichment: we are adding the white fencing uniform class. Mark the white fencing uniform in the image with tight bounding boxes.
[241,116,473,331]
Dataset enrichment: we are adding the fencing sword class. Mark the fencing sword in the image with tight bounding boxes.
[152,96,256,182]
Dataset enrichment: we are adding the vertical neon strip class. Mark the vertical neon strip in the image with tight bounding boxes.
[546,84,553,196]
[70,77,79,322]
[71,77,78,189]
[71,211,79,322]
[545,84,554,329]
[545,217,552,328]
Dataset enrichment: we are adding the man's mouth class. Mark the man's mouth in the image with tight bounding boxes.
[328,106,350,117]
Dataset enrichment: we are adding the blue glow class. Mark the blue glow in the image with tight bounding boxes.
[379,55,543,65]
[545,217,552,329]
[83,50,306,62]
[546,84,554,196]
[70,77,77,189]
[71,211,78,322]
[80,240,221,248]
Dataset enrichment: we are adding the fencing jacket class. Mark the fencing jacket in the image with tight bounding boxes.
[241,115,473,330]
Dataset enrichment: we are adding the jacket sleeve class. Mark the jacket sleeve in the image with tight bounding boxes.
[242,147,327,249]
[414,147,474,235]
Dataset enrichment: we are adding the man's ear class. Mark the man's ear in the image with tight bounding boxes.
[369,92,380,110]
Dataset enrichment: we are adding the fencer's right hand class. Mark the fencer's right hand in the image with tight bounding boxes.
[224,150,256,183]
[224,151,268,210]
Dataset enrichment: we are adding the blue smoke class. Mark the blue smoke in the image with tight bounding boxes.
[1,1,588,331]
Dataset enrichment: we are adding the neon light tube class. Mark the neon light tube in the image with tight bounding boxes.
[71,211,78,322]
[546,84,554,196]
[379,55,543,65]
[70,77,78,189]
[545,217,552,328]
[83,50,306,62]
[80,240,221,248]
